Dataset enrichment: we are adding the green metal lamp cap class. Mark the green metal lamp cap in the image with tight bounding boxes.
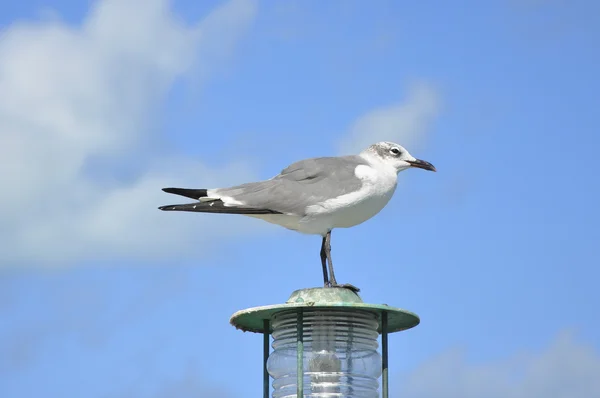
[230,287,420,334]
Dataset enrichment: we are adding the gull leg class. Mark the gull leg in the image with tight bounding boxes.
[325,231,360,293]
[324,231,337,285]
[320,236,330,287]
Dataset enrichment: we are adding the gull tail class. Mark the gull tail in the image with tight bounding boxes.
[158,200,281,215]
[159,186,282,214]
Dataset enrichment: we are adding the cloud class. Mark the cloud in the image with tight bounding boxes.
[0,0,258,266]
[397,331,600,398]
[338,82,440,155]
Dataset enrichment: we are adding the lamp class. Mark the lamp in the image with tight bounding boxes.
[230,287,419,397]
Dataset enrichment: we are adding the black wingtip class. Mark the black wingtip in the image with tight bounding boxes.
[157,200,282,215]
[161,187,208,200]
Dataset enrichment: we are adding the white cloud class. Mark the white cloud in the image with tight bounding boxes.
[0,0,258,266]
[338,82,440,155]
[397,331,600,398]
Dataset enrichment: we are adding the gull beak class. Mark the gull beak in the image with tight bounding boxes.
[407,159,436,172]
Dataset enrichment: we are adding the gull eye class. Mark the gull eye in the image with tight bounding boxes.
[390,147,401,156]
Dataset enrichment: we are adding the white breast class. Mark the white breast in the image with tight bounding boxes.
[300,163,398,235]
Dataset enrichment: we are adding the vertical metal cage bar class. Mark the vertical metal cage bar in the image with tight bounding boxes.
[297,310,304,397]
[382,311,389,398]
[263,319,270,398]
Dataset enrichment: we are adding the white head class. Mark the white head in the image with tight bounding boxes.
[360,141,436,173]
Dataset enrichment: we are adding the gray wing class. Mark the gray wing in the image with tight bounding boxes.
[214,155,368,215]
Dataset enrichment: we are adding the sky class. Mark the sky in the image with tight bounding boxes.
[0,0,599,397]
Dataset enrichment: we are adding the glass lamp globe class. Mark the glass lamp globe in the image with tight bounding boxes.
[267,309,382,397]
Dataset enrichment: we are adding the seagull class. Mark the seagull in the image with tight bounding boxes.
[159,141,435,292]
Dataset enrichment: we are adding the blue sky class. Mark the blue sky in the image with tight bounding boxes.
[1,0,599,397]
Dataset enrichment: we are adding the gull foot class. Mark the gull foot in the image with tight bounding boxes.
[330,283,360,294]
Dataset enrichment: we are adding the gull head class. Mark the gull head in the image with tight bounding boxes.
[361,141,436,173]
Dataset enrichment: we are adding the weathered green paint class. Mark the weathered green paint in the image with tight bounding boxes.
[263,319,269,398]
[229,287,420,334]
[297,310,304,397]
[382,312,389,398]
